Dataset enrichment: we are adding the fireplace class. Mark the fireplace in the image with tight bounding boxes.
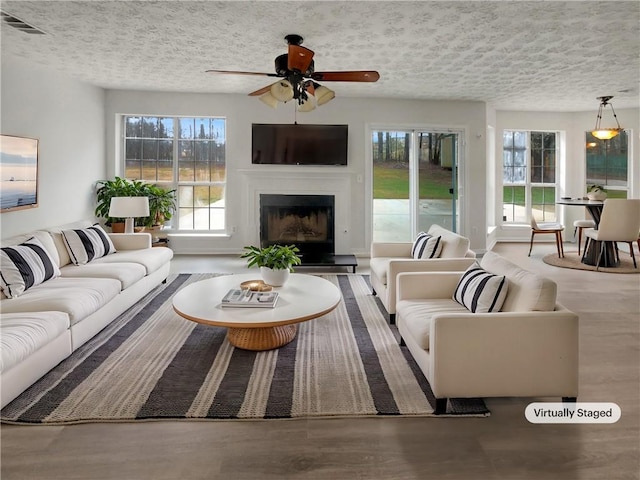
[260,194,335,262]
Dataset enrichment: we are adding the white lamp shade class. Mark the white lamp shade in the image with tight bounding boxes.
[259,92,279,109]
[315,85,335,106]
[270,80,294,102]
[297,94,317,112]
[108,196,150,218]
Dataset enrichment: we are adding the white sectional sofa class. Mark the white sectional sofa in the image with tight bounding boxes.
[395,251,579,414]
[0,221,173,408]
[370,224,477,323]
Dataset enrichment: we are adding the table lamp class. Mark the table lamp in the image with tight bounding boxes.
[108,196,150,233]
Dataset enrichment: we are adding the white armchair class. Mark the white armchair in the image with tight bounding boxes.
[395,251,579,414]
[369,225,476,323]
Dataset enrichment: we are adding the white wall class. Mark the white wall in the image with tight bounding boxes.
[105,91,488,254]
[1,56,105,238]
[494,108,639,242]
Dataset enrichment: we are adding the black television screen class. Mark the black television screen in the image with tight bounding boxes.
[252,124,348,166]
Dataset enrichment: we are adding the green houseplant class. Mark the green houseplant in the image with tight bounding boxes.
[95,177,146,229]
[142,184,176,228]
[95,177,176,230]
[240,244,302,286]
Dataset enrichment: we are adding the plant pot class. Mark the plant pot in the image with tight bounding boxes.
[587,191,607,201]
[260,266,290,287]
[110,222,126,233]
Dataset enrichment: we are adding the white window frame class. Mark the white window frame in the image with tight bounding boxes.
[501,130,560,225]
[121,115,226,233]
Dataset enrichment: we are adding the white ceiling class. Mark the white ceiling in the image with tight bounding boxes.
[1,1,639,112]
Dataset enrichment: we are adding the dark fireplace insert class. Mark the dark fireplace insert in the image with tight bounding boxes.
[260,194,335,263]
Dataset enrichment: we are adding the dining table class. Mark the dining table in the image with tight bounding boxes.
[556,198,615,267]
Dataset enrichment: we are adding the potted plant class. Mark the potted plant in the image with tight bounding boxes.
[140,183,176,229]
[587,184,607,201]
[240,244,302,286]
[95,177,146,232]
[95,177,176,232]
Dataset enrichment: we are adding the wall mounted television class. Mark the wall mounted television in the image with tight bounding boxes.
[252,123,348,166]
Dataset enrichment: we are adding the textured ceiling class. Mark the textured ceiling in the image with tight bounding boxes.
[1,1,639,111]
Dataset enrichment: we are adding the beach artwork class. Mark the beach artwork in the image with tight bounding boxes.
[1,135,39,212]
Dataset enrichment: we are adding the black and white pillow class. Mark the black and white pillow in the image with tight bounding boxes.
[453,263,509,313]
[62,224,116,265]
[411,232,443,259]
[0,236,61,298]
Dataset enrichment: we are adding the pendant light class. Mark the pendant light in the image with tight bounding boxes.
[591,96,623,140]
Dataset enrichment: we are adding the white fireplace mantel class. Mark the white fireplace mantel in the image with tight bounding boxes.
[239,170,353,254]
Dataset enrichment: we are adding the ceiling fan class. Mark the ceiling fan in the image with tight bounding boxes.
[206,34,380,111]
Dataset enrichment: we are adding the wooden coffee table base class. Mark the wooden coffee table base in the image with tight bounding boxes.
[226,324,298,351]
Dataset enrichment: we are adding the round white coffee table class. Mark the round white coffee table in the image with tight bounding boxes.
[172,273,341,351]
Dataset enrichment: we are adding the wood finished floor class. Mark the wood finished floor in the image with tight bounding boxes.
[2,243,639,480]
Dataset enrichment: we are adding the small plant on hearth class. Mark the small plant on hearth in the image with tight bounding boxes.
[240,244,302,271]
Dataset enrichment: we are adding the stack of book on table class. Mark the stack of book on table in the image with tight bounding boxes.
[221,289,279,308]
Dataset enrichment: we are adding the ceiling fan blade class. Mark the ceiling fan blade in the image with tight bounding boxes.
[288,45,314,73]
[248,84,276,96]
[311,71,380,82]
[205,69,278,77]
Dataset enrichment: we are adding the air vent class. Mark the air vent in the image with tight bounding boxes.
[1,11,46,34]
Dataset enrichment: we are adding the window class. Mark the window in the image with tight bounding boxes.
[586,131,628,198]
[124,116,226,231]
[502,131,558,224]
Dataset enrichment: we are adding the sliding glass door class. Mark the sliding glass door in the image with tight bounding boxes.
[372,129,461,242]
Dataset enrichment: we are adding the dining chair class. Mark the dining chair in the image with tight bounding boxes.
[573,219,596,255]
[528,217,564,258]
[582,199,640,270]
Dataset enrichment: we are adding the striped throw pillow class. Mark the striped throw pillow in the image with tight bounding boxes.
[0,236,61,298]
[62,224,116,265]
[411,232,443,259]
[453,263,509,313]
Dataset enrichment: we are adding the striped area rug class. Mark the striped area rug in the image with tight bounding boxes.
[1,274,488,424]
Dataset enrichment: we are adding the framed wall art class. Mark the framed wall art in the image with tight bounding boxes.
[0,134,39,212]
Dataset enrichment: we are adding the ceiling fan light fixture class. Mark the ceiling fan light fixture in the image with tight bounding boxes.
[315,85,335,106]
[270,80,294,102]
[591,95,623,140]
[259,92,279,109]
[297,94,316,112]
[207,35,379,112]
